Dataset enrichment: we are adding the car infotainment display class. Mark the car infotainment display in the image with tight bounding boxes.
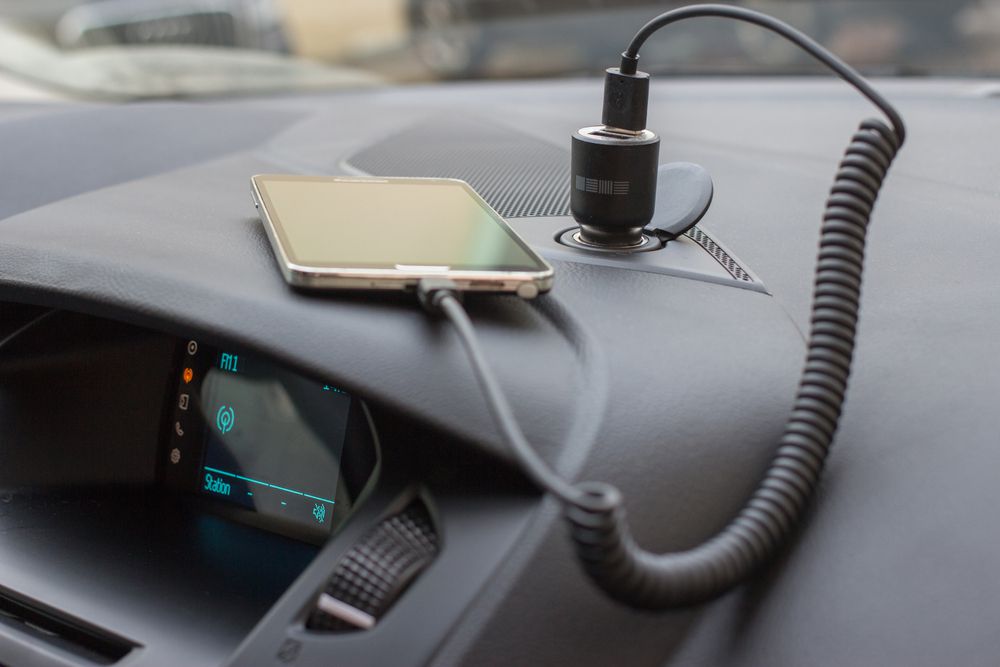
[162,340,378,541]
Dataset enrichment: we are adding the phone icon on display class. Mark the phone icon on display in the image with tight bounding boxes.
[174,421,185,437]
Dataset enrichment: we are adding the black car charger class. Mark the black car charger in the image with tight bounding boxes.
[570,67,660,248]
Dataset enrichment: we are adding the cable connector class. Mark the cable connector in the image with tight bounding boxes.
[601,66,650,132]
[571,62,659,248]
[417,278,461,316]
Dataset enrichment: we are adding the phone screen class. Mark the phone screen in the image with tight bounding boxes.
[254,176,550,272]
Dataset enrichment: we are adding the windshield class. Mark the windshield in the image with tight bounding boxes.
[1,0,998,99]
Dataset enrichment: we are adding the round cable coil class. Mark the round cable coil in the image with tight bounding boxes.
[565,119,901,607]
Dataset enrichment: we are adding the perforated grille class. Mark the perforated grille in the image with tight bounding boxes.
[344,117,571,219]
[684,226,753,283]
[307,501,439,633]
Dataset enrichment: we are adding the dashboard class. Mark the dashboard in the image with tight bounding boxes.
[0,305,528,666]
[1,77,999,667]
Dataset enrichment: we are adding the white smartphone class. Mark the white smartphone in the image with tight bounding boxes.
[251,175,554,297]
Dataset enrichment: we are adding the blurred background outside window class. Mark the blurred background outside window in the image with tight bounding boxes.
[1,0,999,99]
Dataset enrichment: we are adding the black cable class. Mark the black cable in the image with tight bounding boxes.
[619,4,905,143]
[422,5,905,609]
[418,282,586,506]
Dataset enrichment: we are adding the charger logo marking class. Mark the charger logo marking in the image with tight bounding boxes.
[575,176,630,195]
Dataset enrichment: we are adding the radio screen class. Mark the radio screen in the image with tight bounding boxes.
[172,344,353,535]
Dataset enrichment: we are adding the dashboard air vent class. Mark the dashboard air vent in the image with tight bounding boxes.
[0,590,135,664]
[307,500,439,632]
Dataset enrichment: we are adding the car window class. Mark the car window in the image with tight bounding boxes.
[0,0,998,99]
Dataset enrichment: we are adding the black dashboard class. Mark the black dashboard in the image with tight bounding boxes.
[0,304,532,666]
[1,77,999,666]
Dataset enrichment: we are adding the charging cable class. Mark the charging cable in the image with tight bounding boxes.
[420,4,905,610]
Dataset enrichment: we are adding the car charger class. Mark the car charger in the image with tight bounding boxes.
[570,67,660,248]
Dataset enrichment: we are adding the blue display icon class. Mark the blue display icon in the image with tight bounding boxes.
[216,405,236,434]
[219,352,240,373]
[312,503,327,524]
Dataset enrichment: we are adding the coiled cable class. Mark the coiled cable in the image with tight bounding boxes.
[420,5,905,609]
[565,118,901,607]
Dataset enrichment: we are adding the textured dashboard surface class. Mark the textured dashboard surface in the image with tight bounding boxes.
[0,78,999,666]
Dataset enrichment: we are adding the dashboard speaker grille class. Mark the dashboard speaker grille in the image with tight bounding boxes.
[685,226,753,283]
[344,118,571,219]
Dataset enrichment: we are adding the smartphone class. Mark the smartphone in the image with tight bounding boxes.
[251,175,554,297]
